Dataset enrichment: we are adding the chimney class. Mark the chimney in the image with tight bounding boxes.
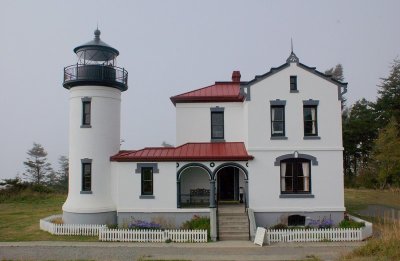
[232,71,241,82]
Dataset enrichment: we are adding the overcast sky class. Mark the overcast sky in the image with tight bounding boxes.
[0,0,399,180]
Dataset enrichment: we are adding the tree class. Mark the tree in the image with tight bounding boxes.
[161,141,173,147]
[23,143,52,185]
[375,59,400,127]
[325,64,346,109]
[370,118,400,189]
[57,155,69,189]
[325,64,344,82]
[342,99,378,181]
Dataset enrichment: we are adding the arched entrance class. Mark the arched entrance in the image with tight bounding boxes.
[214,163,248,205]
[177,163,212,208]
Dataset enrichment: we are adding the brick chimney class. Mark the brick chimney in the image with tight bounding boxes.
[232,71,241,82]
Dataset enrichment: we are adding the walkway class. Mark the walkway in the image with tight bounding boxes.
[0,241,364,261]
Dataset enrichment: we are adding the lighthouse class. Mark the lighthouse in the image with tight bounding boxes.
[62,29,128,224]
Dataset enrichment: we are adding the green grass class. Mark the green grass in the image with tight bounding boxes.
[0,191,96,242]
[344,188,400,214]
[342,188,400,261]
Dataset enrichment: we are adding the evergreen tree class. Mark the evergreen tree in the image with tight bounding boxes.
[342,99,378,180]
[325,64,344,82]
[375,59,400,126]
[23,143,52,185]
[371,117,400,189]
[57,155,69,189]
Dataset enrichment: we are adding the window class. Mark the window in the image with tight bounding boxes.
[211,109,224,140]
[280,158,310,194]
[288,215,306,226]
[81,97,91,127]
[304,106,318,136]
[271,106,285,136]
[141,167,153,195]
[81,160,92,192]
[290,76,297,91]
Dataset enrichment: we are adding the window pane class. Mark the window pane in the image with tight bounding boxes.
[273,108,284,121]
[212,126,224,138]
[211,113,223,124]
[285,177,293,191]
[285,162,293,177]
[304,107,312,120]
[304,121,315,135]
[272,122,284,134]
[143,181,153,194]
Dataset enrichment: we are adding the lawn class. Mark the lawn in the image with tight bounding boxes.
[0,191,96,241]
[344,188,400,214]
[341,188,400,261]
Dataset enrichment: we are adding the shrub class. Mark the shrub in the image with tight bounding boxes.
[270,223,288,229]
[307,218,334,229]
[181,215,209,231]
[181,215,210,240]
[128,219,162,230]
[338,219,365,229]
[51,217,64,224]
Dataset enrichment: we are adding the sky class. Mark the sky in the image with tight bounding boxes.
[0,0,399,180]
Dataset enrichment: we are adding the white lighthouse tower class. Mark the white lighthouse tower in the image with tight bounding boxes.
[62,29,128,224]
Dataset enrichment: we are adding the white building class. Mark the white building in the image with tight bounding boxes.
[62,30,347,240]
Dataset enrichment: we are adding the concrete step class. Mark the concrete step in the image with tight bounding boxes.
[219,234,249,241]
[218,217,248,223]
[219,227,249,233]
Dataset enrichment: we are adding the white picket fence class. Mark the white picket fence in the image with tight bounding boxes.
[40,215,106,236]
[266,227,362,242]
[99,228,208,243]
[40,215,207,242]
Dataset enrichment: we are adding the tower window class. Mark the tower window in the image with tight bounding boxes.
[81,97,91,128]
[81,158,92,193]
[290,76,297,91]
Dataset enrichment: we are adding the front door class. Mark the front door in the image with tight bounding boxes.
[218,167,237,201]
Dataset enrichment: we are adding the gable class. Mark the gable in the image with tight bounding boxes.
[241,52,348,101]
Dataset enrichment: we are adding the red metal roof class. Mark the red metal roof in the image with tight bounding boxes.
[170,82,245,105]
[110,142,253,162]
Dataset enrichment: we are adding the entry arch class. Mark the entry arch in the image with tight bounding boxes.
[212,162,249,206]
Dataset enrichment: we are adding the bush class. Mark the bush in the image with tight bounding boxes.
[307,218,334,229]
[128,219,162,230]
[339,219,366,229]
[181,215,209,231]
[270,223,288,229]
[32,184,54,193]
[181,215,210,240]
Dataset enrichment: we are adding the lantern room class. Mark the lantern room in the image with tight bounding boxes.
[63,29,128,91]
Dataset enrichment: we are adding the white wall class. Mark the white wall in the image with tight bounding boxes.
[63,86,121,213]
[248,150,345,212]
[247,63,343,150]
[175,102,246,146]
[113,162,177,212]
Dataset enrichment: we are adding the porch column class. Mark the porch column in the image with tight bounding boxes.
[177,180,181,208]
[209,179,216,208]
[245,179,249,208]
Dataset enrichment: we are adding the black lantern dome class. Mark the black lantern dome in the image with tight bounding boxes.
[63,29,128,91]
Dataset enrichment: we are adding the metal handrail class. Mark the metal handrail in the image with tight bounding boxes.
[63,64,128,85]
